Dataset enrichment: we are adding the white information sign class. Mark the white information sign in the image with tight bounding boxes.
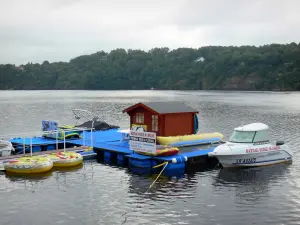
[129,131,156,154]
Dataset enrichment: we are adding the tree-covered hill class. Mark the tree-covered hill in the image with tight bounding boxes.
[1,43,300,90]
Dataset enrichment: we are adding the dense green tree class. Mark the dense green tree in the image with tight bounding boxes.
[1,43,300,90]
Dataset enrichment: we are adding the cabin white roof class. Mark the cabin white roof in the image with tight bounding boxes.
[234,123,269,132]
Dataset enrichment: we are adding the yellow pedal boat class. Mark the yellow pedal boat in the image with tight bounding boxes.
[48,152,83,167]
[4,156,53,174]
[157,132,224,146]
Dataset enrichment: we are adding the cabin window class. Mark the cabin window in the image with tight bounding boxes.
[152,115,158,131]
[135,112,144,123]
[229,131,255,143]
[253,130,270,142]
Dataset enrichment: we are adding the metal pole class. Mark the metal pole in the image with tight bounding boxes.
[23,137,25,155]
[56,130,58,150]
[30,138,32,157]
[63,130,66,152]
[90,128,93,150]
[83,129,86,146]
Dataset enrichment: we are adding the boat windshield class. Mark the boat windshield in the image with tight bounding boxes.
[229,131,255,143]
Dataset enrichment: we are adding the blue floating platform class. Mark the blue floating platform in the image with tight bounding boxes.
[171,147,216,159]
[123,146,217,175]
[66,129,123,146]
[9,137,65,145]
[8,126,221,174]
[125,146,216,161]
[10,129,122,146]
[126,153,151,160]
[93,140,133,154]
[77,150,97,160]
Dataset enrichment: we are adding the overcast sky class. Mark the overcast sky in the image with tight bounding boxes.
[0,0,299,65]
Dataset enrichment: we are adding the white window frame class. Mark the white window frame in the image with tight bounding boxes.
[152,115,158,131]
[135,112,144,123]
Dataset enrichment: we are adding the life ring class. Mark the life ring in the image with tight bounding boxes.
[4,156,53,174]
[47,151,83,167]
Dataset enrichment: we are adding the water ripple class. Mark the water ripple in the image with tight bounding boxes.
[1,90,300,225]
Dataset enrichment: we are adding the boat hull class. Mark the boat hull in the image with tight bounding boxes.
[215,150,292,168]
[208,141,293,168]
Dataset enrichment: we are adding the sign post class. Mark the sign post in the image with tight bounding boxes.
[129,131,156,155]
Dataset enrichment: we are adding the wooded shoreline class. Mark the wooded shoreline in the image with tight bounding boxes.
[1,43,299,91]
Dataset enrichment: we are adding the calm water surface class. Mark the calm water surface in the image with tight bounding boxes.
[0,90,300,225]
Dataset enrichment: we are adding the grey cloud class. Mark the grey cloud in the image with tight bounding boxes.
[48,0,84,10]
[170,0,299,27]
[0,0,299,65]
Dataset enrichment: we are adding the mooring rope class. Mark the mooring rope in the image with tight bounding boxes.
[121,161,169,225]
[149,161,169,189]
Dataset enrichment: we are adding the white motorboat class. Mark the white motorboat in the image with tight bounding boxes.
[208,123,293,168]
[0,140,14,157]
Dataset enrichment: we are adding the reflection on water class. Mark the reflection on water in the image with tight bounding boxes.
[52,163,84,173]
[5,170,53,181]
[128,173,198,200]
[208,164,297,225]
[214,164,292,203]
[215,163,292,184]
[0,90,300,225]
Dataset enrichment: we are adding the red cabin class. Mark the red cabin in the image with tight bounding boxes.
[122,101,199,137]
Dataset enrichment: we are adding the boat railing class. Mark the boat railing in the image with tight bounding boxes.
[72,108,125,127]
[72,108,100,126]
[110,113,124,127]
[0,127,94,157]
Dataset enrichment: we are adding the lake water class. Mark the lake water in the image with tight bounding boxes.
[0,90,300,225]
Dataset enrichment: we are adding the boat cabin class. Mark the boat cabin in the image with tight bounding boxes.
[122,101,199,136]
[229,123,271,144]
